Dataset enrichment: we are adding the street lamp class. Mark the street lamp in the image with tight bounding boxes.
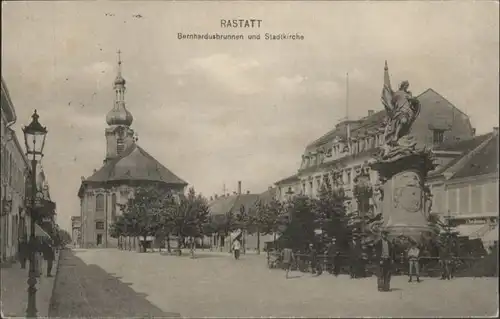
[22,110,47,318]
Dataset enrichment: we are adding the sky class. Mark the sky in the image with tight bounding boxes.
[2,1,499,232]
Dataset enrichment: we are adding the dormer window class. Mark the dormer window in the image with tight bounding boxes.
[326,148,332,157]
[432,129,445,145]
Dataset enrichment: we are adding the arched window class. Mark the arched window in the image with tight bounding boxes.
[95,194,105,212]
[111,193,117,220]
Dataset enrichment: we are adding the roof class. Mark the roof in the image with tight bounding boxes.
[258,187,277,205]
[305,88,468,152]
[208,193,260,216]
[429,132,494,177]
[451,132,498,179]
[275,174,300,185]
[434,132,491,152]
[83,143,187,186]
[1,76,17,123]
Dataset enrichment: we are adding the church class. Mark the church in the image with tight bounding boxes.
[77,52,187,248]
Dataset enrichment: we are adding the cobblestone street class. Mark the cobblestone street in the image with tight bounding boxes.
[50,248,498,318]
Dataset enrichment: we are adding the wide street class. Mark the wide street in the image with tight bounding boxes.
[49,248,498,318]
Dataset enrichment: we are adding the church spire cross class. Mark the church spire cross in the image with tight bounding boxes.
[107,49,133,127]
[113,49,126,87]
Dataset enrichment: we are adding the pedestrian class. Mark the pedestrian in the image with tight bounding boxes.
[34,237,43,277]
[349,238,360,278]
[42,239,55,277]
[282,246,295,279]
[232,239,241,260]
[18,235,28,269]
[309,243,320,275]
[375,230,394,292]
[326,239,336,275]
[439,240,452,280]
[190,237,196,259]
[407,241,421,282]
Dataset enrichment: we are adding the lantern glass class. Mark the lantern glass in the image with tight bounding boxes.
[22,110,48,160]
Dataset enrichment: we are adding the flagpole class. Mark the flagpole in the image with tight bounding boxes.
[346,72,351,153]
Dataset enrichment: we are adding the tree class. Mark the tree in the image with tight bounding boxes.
[280,195,315,251]
[428,213,460,256]
[167,187,210,256]
[116,185,173,252]
[109,215,127,249]
[54,227,72,247]
[235,204,252,253]
[313,177,351,253]
[255,198,288,244]
[210,210,239,252]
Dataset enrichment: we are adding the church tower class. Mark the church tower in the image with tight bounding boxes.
[104,50,136,164]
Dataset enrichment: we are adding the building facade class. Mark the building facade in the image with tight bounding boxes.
[208,182,277,252]
[77,53,187,248]
[275,88,475,215]
[428,128,498,247]
[1,77,31,264]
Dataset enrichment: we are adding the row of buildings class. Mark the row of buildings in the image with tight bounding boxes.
[73,55,497,251]
[207,91,498,251]
[269,88,498,248]
[1,77,57,264]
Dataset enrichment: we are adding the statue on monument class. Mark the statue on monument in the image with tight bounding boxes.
[380,61,421,159]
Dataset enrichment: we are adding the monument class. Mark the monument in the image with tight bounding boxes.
[369,61,436,245]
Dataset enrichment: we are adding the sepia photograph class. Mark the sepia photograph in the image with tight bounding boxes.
[1,1,498,318]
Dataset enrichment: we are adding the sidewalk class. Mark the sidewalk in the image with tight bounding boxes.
[1,251,60,318]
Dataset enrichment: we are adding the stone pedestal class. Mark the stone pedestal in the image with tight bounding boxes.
[371,150,435,244]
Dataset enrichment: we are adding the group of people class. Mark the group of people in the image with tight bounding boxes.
[276,231,457,290]
[18,235,56,278]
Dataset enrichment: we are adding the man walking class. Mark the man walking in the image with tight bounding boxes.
[349,238,361,278]
[232,239,241,260]
[407,242,421,282]
[282,246,295,279]
[439,240,452,280]
[18,235,28,269]
[42,239,55,277]
[375,230,394,292]
[309,243,321,275]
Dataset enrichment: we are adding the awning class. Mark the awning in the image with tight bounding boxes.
[230,229,242,241]
[35,224,51,238]
[482,225,498,243]
[455,224,486,238]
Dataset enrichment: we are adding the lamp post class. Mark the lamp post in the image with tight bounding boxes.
[22,110,47,319]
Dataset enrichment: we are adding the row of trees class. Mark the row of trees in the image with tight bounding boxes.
[108,177,380,255]
[108,186,291,254]
[108,178,461,257]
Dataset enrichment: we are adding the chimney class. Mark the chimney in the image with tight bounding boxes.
[472,128,476,136]
[238,181,242,195]
[368,110,374,117]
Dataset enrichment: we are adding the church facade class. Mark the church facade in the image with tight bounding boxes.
[77,53,187,248]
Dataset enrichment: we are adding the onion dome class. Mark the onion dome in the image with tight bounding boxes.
[114,73,126,86]
[106,50,133,126]
[106,102,133,126]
